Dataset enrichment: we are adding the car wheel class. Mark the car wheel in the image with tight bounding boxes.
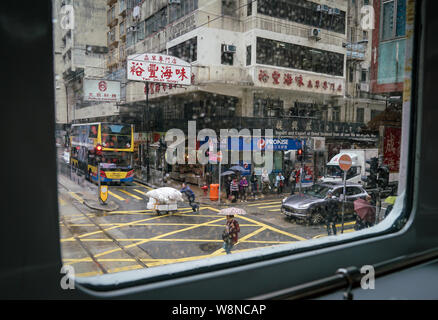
[310,209,324,225]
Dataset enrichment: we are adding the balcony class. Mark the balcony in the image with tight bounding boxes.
[107,52,118,69]
[345,42,367,61]
[107,7,118,27]
[119,0,127,17]
[107,31,118,49]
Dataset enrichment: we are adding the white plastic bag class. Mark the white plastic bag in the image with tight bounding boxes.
[146,187,183,204]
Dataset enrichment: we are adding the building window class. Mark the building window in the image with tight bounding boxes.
[257,0,346,34]
[247,0,252,16]
[332,106,340,121]
[381,0,406,41]
[137,21,145,41]
[256,37,344,77]
[222,0,237,16]
[168,37,197,63]
[221,44,234,66]
[246,45,251,66]
[253,95,284,118]
[356,107,364,123]
[361,68,368,82]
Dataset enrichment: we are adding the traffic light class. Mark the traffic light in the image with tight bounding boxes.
[95,144,103,155]
[365,157,378,188]
[297,148,303,162]
[377,165,389,188]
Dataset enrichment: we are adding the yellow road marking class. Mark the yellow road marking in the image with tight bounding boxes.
[89,217,226,261]
[268,209,281,212]
[69,192,85,204]
[237,214,307,241]
[258,204,281,209]
[118,189,143,200]
[133,188,148,196]
[62,222,258,228]
[64,213,172,241]
[238,227,267,242]
[133,181,153,190]
[205,206,306,241]
[247,201,282,207]
[108,190,125,201]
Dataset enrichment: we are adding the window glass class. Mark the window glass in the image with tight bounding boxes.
[382,1,395,40]
[53,0,413,280]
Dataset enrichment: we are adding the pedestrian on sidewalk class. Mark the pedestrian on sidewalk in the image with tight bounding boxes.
[222,215,240,254]
[324,191,339,235]
[225,176,231,201]
[275,172,285,194]
[261,169,270,194]
[289,169,297,195]
[180,182,199,212]
[230,178,239,203]
[239,176,249,202]
[250,172,258,199]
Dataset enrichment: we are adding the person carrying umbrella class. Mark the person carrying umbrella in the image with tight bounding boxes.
[219,207,244,254]
[354,195,376,230]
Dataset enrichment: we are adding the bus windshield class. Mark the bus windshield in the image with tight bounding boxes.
[100,152,132,169]
[101,124,132,149]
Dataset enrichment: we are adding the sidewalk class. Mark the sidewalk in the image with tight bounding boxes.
[134,176,290,207]
[58,173,119,212]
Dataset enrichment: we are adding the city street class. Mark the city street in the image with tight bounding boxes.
[57,165,357,278]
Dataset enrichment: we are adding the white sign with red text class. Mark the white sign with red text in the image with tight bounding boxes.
[83,79,120,102]
[127,53,191,86]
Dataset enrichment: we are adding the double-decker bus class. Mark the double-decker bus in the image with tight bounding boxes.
[70,122,134,184]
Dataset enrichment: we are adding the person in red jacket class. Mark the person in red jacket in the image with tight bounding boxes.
[222,215,240,254]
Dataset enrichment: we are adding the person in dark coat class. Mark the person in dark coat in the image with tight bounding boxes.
[289,169,297,195]
[180,183,199,212]
[224,176,231,200]
[324,191,339,235]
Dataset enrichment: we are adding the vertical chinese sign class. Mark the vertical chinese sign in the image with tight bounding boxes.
[383,127,401,173]
[127,53,192,86]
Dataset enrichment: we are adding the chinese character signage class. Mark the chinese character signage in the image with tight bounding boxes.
[383,127,401,173]
[83,79,120,102]
[255,67,344,96]
[127,53,191,86]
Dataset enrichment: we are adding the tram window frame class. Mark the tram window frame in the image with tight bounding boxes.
[4,0,437,300]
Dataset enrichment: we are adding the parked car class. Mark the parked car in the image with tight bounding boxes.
[281,182,369,225]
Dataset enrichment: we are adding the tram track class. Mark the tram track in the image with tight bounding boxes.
[58,176,149,273]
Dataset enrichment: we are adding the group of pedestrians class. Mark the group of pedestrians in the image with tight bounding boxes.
[323,192,377,236]
[225,175,252,202]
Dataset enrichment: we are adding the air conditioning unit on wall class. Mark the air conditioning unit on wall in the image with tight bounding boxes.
[309,28,321,40]
[222,44,236,53]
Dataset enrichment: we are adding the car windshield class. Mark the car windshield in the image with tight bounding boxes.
[303,184,332,198]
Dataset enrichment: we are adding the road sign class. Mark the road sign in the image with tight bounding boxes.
[127,53,191,85]
[339,154,352,171]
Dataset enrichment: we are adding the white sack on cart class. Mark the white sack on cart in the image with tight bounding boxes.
[146,187,183,203]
